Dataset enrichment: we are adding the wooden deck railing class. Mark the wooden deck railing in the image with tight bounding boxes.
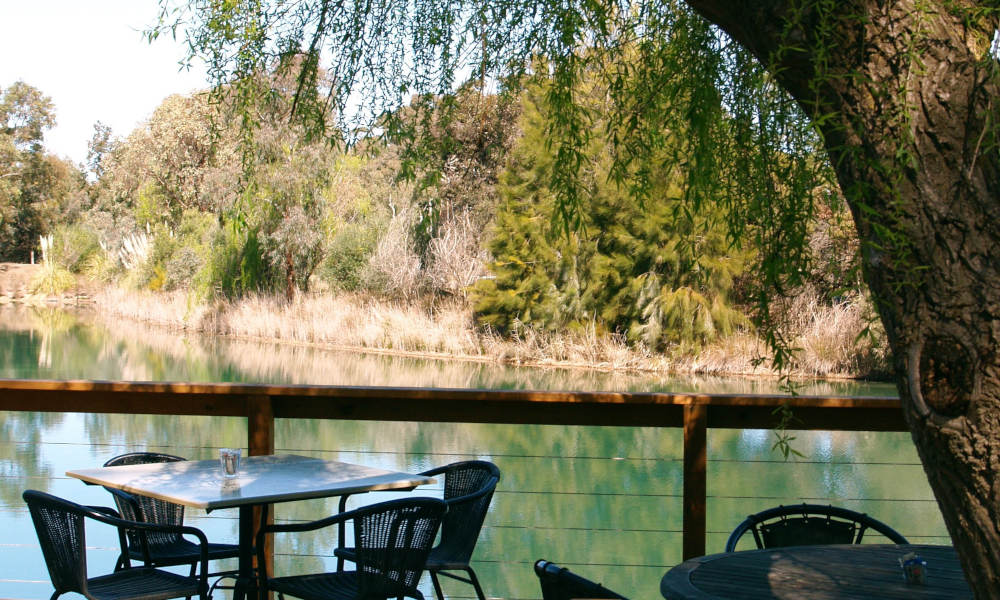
[0,378,905,560]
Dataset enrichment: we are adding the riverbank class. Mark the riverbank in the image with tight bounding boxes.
[91,284,890,380]
[0,263,94,307]
[0,261,888,380]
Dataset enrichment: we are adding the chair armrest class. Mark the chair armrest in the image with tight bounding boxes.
[81,504,209,588]
[257,509,355,587]
[419,465,447,477]
[87,505,121,519]
[442,476,499,506]
[260,508,353,538]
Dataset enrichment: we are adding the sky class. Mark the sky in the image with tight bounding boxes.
[0,0,207,166]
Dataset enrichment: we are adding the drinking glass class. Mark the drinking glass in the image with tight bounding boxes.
[219,448,241,478]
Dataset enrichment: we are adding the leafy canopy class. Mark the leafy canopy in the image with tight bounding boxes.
[156,0,834,367]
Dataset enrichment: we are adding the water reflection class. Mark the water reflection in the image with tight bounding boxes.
[0,307,941,600]
[0,306,896,395]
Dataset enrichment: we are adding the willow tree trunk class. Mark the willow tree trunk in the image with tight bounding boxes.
[685,1,1000,596]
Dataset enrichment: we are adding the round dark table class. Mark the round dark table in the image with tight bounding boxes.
[661,544,971,599]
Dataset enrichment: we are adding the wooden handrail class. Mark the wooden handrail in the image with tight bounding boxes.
[0,378,905,559]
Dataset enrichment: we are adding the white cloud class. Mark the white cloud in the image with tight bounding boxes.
[0,0,207,165]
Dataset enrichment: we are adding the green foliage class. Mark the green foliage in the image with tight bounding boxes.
[473,69,748,349]
[205,225,271,299]
[1,81,86,262]
[1,82,55,149]
[806,195,863,303]
[165,247,203,291]
[252,130,337,296]
[472,201,566,334]
[86,121,113,180]
[159,0,840,370]
[471,79,578,332]
[50,224,102,273]
[133,184,168,228]
[320,223,378,292]
[167,210,217,292]
[112,211,221,294]
[80,249,119,283]
[102,94,218,223]
[399,84,521,260]
[30,236,76,295]
[28,264,77,296]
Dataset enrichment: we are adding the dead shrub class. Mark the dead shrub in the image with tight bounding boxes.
[363,204,424,299]
[426,211,487,297]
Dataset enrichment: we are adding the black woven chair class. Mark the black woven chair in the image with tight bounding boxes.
[101,452,240,577]
[23,489,209,600]
[257,497,447,600]
[335,460,500,600]
[533,560,629,600]
[724,503,910,552]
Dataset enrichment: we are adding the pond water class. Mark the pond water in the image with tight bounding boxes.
[0,306,945,599]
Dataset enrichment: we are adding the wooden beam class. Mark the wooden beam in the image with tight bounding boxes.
[683,404,708,560]
[247,394,275,456]
[246,394,275,585]
[0,379,905,430]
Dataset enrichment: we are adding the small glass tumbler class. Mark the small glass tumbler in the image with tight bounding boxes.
[899,553,927,585]
[219,448,241,478]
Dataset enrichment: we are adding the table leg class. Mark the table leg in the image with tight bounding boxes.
[233,504,263,600]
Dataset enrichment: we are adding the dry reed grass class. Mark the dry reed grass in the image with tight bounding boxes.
[92,285,888,379]
[682,288,889,379]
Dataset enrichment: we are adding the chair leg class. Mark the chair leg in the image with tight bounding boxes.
[431,567,487,600]
[464,566,487,600]
[430,570,446,600]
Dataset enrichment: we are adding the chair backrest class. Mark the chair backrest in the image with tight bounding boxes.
[103,452,187,550]
[352,497,447,598]
[534,560,629,600]
[725,503,909,552]
[423,460,500,563]
[23,490,90,597]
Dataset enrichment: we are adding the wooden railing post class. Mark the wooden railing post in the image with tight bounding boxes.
[683,403,707,560]
[247,394,275,590]
[247,394,275,456]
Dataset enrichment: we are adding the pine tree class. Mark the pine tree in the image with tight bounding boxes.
[476,67,747,349]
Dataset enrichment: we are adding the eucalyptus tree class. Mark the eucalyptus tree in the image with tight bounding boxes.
[158,0,1000,594]
[1,82,55,257]
[1,81,84,262]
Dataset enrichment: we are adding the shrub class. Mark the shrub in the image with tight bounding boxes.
[362,206,424,298]
[203,225,272,299]
[425,211,486,297]
[51,224,102,273]
[127,227,179,290]
[261,205,325,296]
[165,246,204,291]
[320,223,377,291]
[31,236,77,295]
[79,249,119,283]
[28,267,77,295]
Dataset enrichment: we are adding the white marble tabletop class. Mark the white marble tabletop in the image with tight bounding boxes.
[66,454,435,511]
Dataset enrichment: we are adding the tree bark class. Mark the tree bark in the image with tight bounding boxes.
[685,1,1000,596]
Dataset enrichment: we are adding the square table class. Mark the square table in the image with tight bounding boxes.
[67,454,436,600]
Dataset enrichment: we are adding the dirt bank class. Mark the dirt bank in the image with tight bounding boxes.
[0,263,94,306]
